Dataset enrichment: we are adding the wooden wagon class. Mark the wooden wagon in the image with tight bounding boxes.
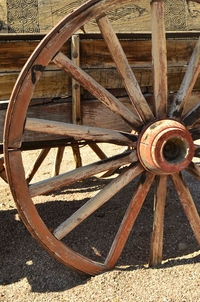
[0,0,200,275]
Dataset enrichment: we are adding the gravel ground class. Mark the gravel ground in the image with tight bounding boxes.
[0,144,200,301]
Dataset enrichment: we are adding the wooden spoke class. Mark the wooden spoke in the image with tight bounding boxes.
[29,150,138,197]
[186,162,200,181]
[26,148,51,183]
[195,145,200,158]
[88,142,107,160]
[170,173,200,246]
[97,15,154,123]
[53,163,144,240]
[105,172,155,269]
[25,118,138,146]
[0,157,7,183]
[88,142,118,177]
[169,37,200,118]
[149,175,167,267]
[151,0,168,118]
[190,127,200,140]
[71,141,82,169]
[52,147,65,177]
[182,103,200,128]
[53,52,142,131]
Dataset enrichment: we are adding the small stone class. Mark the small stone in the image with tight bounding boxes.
[178,242,187,251]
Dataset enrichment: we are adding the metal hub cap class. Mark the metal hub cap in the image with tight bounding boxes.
[137,119,194,174]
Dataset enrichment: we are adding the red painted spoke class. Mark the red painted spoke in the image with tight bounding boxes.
[105,172,155,269]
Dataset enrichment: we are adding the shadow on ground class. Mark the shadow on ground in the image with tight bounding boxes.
[0,172,199,293]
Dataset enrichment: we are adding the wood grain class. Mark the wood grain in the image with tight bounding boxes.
[170,173,200,246]
[26,148,51,183]
[29,150,138,197]
[1,36,200,102]
[53,52,142,130]
[149,175,167,266]
[53,163,144,240]
[151,0,168,118]
[25,117,138,146]
[169,37,200,118]
[105,171,154,269]
[97,14,154,123]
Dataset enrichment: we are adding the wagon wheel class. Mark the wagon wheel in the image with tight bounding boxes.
[4,0,200,275]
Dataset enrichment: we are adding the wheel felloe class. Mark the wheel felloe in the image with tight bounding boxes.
[137,119,194,174]
[4,0,200,275]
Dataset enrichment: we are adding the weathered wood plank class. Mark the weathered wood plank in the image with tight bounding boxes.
[25,117,138,146]
[53,52,142,130]
[0,70,71,101]
[151,0,168,118]
[149,175,167,266]
[1,36,200,102]
[0,40,69,72]
[72,34,81,125]
[29,150,138,197]
[0,97,132,143]
[0,92,200,144]
[1,38,199,72]
[2,65,200,101]
[169,37,200,118]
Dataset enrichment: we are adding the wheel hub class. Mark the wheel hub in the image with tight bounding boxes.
[137,119,194,174]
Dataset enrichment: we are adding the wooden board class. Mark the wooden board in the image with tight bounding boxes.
[1,34,200,101]
[0,91,199,147]
[1,0,200,34]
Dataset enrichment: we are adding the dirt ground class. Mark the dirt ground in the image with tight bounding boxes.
[0,143,200,302]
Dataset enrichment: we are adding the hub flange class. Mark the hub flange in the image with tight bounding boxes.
[137,119,194,174]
